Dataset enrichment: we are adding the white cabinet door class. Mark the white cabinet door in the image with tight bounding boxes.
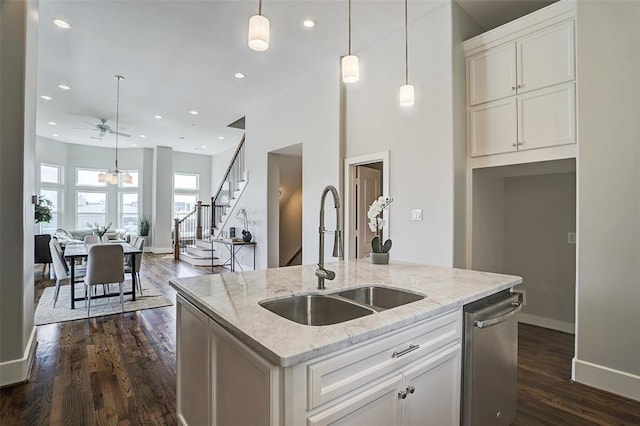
[307,375,404,426]
[468,43,517,106]
[402,345,461,426]
[517,20,575,94]
[518,82,575,151]
[469,97,518,157]
[176,296,211,426]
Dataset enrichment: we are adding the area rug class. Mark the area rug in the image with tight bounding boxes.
[35,280,173,325]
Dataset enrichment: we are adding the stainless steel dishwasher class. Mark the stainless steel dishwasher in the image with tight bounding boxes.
[462,290,522,425]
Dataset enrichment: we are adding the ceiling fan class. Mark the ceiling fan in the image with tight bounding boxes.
[76,118,131,138]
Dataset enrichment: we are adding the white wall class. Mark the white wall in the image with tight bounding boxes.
[503,173,576,331]
[0,0,38,386]
[231,61,340,270]
[574,0,640,400]
[173,151,212,203]
[346,3,456,266]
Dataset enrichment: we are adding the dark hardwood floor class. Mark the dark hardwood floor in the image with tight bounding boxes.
[2,255,639,425]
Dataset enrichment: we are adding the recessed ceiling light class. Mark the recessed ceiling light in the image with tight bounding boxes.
[154,115,162,119]
[189,110,198,115]
[47,121,56,126]
[218,136,224,140]
[234,73,246,79]
[303,19,317,28]
[58,84,71,91]
[139,134,146,138]
[52,134,59,137]
[201,145,207,148]
[40,95,53,101]
[132,144,137,147]
[52,18,72,29]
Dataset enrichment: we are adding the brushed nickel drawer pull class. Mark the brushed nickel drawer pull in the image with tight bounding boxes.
[392,344,420,358]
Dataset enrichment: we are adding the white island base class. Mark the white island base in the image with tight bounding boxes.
[177,294,461,426]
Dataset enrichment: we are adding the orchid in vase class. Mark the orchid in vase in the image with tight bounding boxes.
[367,196,393,256]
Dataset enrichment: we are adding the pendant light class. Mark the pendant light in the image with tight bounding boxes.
[99,75,132,185]
[248,0,270,52]
[342,0,359,83]
[399,0,414,107]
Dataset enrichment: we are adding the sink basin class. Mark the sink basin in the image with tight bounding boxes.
[337,286,425,310]
[260,294,375,326]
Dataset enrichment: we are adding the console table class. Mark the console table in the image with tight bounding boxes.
[213,239,256,272]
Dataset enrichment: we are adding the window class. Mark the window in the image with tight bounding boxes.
[174,194,197,219]
[41,164,62,184]
[174,173,199,190]
[40,189,61,234]
[76,168,106,186]
[119,193,138,232]
[77,191,107,228]
[40,163,64,234]
[119,170,139,188]
[174,172,200,219]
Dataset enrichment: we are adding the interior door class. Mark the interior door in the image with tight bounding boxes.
[356,165,381,258]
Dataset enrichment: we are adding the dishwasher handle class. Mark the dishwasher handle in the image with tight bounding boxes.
[474,302,522,329]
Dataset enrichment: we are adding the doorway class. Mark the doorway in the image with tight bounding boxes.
[344,151,390,259]
[267,144,303,268]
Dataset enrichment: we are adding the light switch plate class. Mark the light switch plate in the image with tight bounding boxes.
[568,232,576,244]
[411,209,423,221]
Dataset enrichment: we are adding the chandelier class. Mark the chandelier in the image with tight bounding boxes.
[98,75,132,185]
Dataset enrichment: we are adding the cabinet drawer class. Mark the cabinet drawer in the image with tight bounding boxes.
[306,310,461,410]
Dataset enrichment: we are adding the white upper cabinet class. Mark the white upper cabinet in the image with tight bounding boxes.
[465,0,577,161]
[517,21,575,94]
[468,44,517,106]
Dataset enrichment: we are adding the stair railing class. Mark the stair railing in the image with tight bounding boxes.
[211,135,246,236]
[174,201,210,260]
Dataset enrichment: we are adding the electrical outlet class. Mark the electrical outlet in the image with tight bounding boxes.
[411,209,423,221]
[568,232,576,244]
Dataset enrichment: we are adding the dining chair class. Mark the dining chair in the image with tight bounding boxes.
[84,244,125,316]
[49,240,86,308]
[84,234,100,244]
[125,237,145,295]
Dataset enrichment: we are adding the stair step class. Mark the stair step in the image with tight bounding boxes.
[180,252,220,267]
[187,246,215,257]
[194,240,213,250]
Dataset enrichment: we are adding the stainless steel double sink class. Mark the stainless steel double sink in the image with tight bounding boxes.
[259,286,426,326]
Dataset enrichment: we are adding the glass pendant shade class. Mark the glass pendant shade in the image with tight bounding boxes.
[123,173,133,185]
[342,55,359,83]
[400,84,414,107]
[98,172,106,183]
[248,14,270,52]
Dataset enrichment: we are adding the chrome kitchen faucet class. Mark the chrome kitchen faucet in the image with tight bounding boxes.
[315,185,343,289]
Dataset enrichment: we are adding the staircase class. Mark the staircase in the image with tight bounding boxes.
[175,135,247,266]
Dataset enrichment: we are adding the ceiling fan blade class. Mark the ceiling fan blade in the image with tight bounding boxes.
[72,127,97,130]
[108,128,131,137]
[99,129,106,137]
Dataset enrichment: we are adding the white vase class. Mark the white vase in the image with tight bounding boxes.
[101,235,109,244]
[370,252,389,265]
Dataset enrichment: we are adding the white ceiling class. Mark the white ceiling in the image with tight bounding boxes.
[36,0,553,155]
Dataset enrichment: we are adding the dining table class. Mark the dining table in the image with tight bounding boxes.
[63,241,143,309]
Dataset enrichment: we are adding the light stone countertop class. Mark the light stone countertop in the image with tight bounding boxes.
[169,259,522,367]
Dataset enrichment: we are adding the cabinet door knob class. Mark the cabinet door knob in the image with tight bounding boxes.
[398,390,408,400]
[512,143,517,147]
[517,84,522,89]
[407,385,415,394]
[511,86,516,90]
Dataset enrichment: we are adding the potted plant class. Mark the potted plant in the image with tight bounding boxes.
[34,196,53,225]
[367,196,394,264]
[88,222,112,243]
[138,216,151,237]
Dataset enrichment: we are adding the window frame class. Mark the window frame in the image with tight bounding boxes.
[76,190,108,229]
[174,172,199,191]
[76,167,107,187]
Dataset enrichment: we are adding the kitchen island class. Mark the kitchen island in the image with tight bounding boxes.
[169,259,521,425]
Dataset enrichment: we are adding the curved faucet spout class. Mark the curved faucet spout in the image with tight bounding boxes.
[316,185,343,289]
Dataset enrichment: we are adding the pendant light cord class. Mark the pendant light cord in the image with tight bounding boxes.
[258,0,263,15]
[348,0,352,55]
[114,75,122,172]
[404,0,409,85]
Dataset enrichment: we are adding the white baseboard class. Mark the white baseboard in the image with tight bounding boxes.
[572,358,640,402]
[518,313,575,334]
[0,326,37,387]
[152,247,173,254]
